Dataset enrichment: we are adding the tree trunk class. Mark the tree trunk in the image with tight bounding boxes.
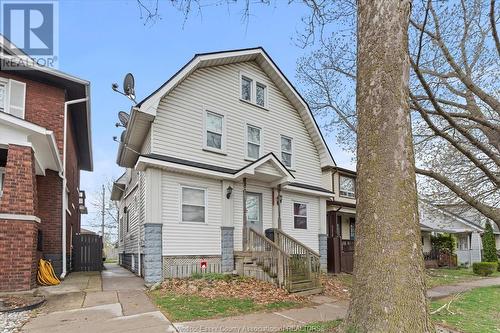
[345,1,434,332]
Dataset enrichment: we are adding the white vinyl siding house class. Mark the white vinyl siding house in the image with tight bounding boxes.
[151,61,324,187]
[113,48,335,284]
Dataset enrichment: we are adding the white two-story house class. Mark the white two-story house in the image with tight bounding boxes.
[111,48,337,293]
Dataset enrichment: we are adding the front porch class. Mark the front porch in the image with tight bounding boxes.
[326,209,356,274]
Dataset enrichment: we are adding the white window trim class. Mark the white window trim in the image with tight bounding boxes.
[280,135,294,170]
[239,71,268,109]
[293,201,308,230]
[179,185,208,224]
[0,77,26,119]
[0,167,5,197]
[245,124,262,161]
[339,175,356,198]
[203,107,226,154]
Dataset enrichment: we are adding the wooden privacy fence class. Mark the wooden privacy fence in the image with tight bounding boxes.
[327,237,354,274]
[73,234,103,272]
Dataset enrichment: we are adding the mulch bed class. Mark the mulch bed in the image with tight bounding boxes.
[159,276,307,305]
[0,295,45,313]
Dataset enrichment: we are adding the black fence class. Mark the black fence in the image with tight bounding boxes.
[72,234,103,272]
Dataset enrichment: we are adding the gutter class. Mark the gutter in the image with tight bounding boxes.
[60,97,88,279]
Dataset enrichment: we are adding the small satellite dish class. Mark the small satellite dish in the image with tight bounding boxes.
[123,73,135,99]
[118,111,130,127]
[120,130,127,142]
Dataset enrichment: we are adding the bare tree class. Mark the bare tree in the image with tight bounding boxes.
[297,0,500,226]
[87,180,119,244]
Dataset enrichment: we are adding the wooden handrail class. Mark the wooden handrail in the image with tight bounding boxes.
[271,228,320,258]
[247,228,290,288]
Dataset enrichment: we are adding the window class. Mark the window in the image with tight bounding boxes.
[126,207,129,232]
[256,83,266,107]
[0,167,5,197]
[181,186,206,223]
[293,202,307,229]
[205,111,224,151]
[0,78,26,118]
[458,235,468,250]
[281,136,293,168]
[340,176,356,198]
[349,217,356,240]
[240,73,267,108]
[241,76,252,101]
[119,216,123,241]
[246,125,261,160]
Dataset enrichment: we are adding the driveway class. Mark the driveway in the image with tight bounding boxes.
[22,264,176,333]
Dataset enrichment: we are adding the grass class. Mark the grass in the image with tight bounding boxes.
[150,291,301,322]
[426,267,500,288]
[281,320,342,333]
[431,286,500,333]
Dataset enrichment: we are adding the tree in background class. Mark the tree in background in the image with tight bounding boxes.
[297,0,500,226]
[482,222,498,262]
[86,180,119,245]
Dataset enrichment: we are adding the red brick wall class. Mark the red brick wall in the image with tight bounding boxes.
[0,145,37,215]
[0,219,39,291]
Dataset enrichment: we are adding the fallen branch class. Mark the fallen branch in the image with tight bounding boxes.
[431,292,463,315]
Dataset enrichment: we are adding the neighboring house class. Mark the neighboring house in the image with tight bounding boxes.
[0,43,92,291]
[111,47,336,292]
[419,201,483,267]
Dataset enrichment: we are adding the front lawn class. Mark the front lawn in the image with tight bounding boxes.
[149,273,307,321]
[426,268,500,288]
[431,286,500,333]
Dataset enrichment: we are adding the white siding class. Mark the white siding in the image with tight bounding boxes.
[151,61,323,186]
[280,191,320,252]
[161,171,222,256]
[141,129,151,154]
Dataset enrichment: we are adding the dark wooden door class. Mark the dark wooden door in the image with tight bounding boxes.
[73,234,103,271]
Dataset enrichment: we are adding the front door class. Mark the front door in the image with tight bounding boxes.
[246,192,263,233]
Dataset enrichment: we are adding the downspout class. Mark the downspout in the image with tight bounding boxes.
[60,97,88,279]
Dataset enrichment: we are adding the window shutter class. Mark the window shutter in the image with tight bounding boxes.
[9,79,26,118]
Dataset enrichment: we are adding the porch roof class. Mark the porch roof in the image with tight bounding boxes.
[0,112,62,175]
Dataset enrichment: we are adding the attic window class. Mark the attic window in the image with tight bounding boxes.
[0,78,26,119]
[240,72,267,108]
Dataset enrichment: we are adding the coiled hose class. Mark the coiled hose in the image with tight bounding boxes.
[37,259,61,286]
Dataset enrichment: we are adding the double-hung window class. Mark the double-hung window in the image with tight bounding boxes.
[246,124,261,160]
[205,111,224,152]
[339,176,356,198]
[280,135,293,168]
[0,78,26,118]
[240,73,267,108]
[181,186,206,223]
[293,202,307,229]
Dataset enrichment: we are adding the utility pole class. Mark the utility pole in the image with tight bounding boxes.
[101,184,105,241]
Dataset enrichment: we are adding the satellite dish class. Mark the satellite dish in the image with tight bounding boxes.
[118,111,130,127]
[120,130,127,142]
[123,73,135,99]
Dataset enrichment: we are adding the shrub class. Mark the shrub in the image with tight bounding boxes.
[472,262,498,276]
[431,233,456,254]
[482,223,498,262]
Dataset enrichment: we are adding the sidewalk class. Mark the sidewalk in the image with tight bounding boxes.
[22,263,176,333]
[173,276,500,333]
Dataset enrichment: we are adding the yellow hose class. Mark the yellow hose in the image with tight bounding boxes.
[37,259,61,286]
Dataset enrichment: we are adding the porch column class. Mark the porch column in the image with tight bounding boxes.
[277,184,282,230]
[221,180,234,272]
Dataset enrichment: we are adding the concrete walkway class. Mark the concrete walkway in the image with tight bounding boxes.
[427,276,500,299]
[22,264,176,333]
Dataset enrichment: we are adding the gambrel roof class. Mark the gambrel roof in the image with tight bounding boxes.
[117,47,335,169]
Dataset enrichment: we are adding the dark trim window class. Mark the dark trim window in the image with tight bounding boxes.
[336,215,342,237]
[349,217,356,240]
[293,202,307,229]
[340,175,356,198]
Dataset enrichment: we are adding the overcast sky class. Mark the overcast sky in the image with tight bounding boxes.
[55,0,355,233]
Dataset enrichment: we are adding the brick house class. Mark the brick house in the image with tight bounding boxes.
[0,47,92,291]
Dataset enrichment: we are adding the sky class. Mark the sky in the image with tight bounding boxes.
[53,0,355,232]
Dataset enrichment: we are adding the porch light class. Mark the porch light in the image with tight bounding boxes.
[226,186,233,199]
